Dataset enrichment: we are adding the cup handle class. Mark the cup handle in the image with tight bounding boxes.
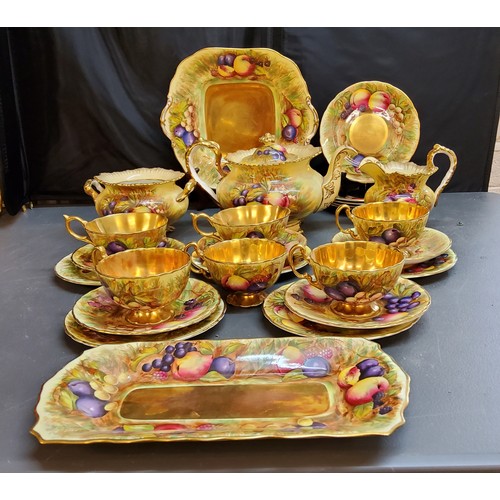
[190,213,218,238]
[184,241,210,278]
[287,243,316,285]
[334,204,359,239]
[91,246,107,269]
[63,215,92,245]
[427,144,458,206]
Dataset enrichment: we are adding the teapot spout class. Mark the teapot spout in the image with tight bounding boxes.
[318,146,357,211]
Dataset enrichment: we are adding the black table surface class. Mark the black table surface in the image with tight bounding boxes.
[1,192,499,472]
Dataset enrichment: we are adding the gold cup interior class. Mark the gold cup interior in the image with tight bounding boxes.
[212,205,290,228]
[352,202,429,223]
[204,238,286,264]
[311,241,404,271]
[86,212,168,236]
[96,247,189,278]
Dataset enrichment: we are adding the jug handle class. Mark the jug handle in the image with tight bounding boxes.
[427,144,458,206]
[83,179,105,200]
[185,140,224,206]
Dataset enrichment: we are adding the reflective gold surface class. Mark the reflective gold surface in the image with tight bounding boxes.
[348,112,389,156]
[311,241,404,271]
[86,212,168,234]
[191,205,290,240]
[204,82,276,153]
[204,238,286,264]
[94,248,191,324]
[353,201,429,222]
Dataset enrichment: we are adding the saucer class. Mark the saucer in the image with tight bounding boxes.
[264,284,420,341]
[70,237,186,271]
[402,249,457,279]
[191,230,310,274]
[72,278,221,336]
[285,278,430,330]
[55,254,100,286]
[320,81,420,183]
[65,299,226,347]
[331,227,452,265]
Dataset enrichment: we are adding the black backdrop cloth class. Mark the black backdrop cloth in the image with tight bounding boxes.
[1,27,499,215]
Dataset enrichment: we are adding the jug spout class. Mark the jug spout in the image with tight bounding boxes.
[358,156,385,182]
[318,145,357,211]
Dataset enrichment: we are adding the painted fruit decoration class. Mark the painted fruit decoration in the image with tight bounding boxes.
[281,107,303,143]
[337,358,393,415]
[213,52,270,79]
[172,102,200,148]
[341,88,405,136]
[221,272,274,294]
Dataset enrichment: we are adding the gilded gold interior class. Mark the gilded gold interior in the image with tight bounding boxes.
[204,82,276,153]
[204,238,286,264]
[86,212,168,235]
[348,113,389,155]
[353,202,429,222]
[120,382,330,420]
[96,248,189,278]
[212,205,289,227]
[311,242,404,271]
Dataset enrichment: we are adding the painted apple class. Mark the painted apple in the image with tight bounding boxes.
[275,346,306,374]
[350,88,371,109]
[368,91,391,111]
[233,54,256,76]
[344,376,390,406]
[171,351,213,381]
[285,108,303,128]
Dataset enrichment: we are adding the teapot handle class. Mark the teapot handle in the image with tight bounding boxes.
[83,179,105,200]
[185,140,224,206]
[427,144,458,206]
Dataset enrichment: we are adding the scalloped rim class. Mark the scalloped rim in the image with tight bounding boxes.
[95,168,184,185]
[227,144,321,166]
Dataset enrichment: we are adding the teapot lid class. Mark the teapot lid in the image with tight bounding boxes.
[241,133,299,165]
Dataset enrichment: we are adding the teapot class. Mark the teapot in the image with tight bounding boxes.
[185,134,346,230]
[355,144,457,209]
[84,167,196,226]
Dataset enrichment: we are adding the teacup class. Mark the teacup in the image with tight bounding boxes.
[288,241,405,318]
[64,212,169,255]
[93,247,191,325]
[191,205,290,241]
[185,238,287,307]
[335,202,429,248]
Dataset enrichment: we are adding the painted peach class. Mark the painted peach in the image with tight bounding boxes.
[345,376,389,406]
[233,55,255,77]
[171,351,213,381]
[275,346,306,374]
[217,65,235,78]
[303,284,332,304]
[285,108,303,128]
[368,91,392,111]
[263,191,290,207]
[350,88,371,108]
[222,275,250,291]
[337,366,361,389]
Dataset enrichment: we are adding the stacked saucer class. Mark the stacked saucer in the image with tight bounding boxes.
[264,240,431,340]
[66,278,225,347]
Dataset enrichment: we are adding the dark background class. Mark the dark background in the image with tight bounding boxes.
[1,27,499,215]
